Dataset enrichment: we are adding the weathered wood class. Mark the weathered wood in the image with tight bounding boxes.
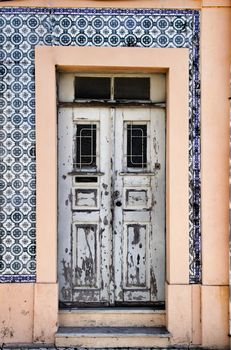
[73,224,98,287]
[58,107,112,305]
[58,105,165,306]
[58,101,166,108]
[58,108,73,303]
[126,224,148,287]
[113,108,165,304]
[150,108,166,302]
[72,188,99,210]
[113,109,124,303]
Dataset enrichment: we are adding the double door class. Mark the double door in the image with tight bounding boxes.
[58,107,165,306]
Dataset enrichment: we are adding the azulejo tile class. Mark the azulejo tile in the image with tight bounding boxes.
[0,7,200,283]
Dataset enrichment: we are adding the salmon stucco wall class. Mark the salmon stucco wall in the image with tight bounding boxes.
[0,284,33,344]
[200,5,231,348]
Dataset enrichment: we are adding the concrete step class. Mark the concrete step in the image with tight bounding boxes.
[55,326,171,348]
[59,307,166,327]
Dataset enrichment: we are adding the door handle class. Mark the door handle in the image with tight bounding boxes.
[115,201,122,207]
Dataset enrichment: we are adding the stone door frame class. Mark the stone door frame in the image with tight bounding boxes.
[34,46,191,342]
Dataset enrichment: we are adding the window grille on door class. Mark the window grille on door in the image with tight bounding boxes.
[74,123,99,170]
[124,122,149,171]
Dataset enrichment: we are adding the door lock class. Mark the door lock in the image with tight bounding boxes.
[115,201,122,207]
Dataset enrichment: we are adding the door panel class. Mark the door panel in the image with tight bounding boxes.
[58,107,112,306]
[73,223,99,288]
[124,223,150,287]
[58,106,165,307]
[113,108,165,304]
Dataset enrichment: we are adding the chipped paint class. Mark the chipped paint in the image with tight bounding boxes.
[126,224,147,289]
[0,321,14,340]
[151,268,158,297]
[102,183,108,190]
[74,189,97,209]
[58,106,165,306]
[103,216,109,226]
[61,259,72,284]
[61,286,72,300]
[74,225,96,287]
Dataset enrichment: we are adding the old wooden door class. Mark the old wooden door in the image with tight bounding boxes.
[58,106,165,307]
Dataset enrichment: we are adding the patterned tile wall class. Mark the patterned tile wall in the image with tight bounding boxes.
[0,8,200,283]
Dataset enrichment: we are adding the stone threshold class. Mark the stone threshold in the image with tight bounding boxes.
[0,346,228,350]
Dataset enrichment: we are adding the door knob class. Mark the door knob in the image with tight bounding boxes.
[115,201,122,207]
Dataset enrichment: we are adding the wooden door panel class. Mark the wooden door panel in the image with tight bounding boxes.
[72,223,102,304]
[124,188,151,209]
[150,108,166,302]
[58,108,73,304]
[123,223,150,289]
[72,188,99,210]
[113,108,165,304]
[73,223,99,288]
[58,107,112,306]
[58,106,165,307]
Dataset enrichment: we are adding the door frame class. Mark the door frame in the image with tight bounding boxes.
[34,46,189,340]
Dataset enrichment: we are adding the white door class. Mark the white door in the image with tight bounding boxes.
[58,106,165,307]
